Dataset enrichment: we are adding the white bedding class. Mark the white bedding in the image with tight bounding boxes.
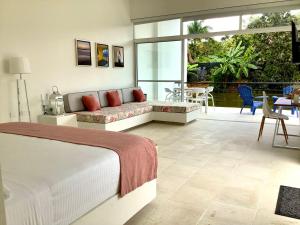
[0,133,120,225]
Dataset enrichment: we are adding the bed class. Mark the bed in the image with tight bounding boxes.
[0,123,157,225]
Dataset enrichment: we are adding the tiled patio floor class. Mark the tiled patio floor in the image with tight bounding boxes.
[200,106,300,126]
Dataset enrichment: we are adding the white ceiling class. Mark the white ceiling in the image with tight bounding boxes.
[130,0,300,22]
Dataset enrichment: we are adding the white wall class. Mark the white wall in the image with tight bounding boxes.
[130,0,295,20]
[0,0,134,123]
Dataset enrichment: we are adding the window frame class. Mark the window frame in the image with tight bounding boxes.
[134,4,300,102]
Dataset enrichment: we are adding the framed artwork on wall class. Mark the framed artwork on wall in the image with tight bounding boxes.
[113,46,124,67]
[96,43,109,67]
[75,39,92,66]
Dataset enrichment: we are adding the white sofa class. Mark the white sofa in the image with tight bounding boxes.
[64,88,201,131]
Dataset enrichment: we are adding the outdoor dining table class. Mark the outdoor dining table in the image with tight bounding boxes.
[273,97,300,150]
[173,87,209,113]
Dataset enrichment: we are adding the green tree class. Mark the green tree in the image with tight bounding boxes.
[188,21,210,34]
[247,12,300,82]
[248,12,296,28]
[187,11,300,84]
[187,21,211,62]
[195,38,223,62]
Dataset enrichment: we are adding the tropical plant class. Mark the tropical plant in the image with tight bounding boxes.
[210,41,258,81]
[187,64,199,82]
[188,21,211,35]
[187,64,199,71]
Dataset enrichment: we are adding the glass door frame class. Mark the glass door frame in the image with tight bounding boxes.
[134,18,186,101]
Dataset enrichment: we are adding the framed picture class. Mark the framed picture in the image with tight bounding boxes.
[96,43,109,67]
[75,39,92,66]
[113,46,124,67]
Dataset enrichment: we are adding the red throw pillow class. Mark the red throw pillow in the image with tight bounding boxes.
[82,95,100,111]
[106,91,121,107]
[133,89,146,102]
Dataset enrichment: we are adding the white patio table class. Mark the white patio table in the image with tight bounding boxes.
[173,87,209,113]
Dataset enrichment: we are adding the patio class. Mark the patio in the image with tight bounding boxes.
[199,106,300,126]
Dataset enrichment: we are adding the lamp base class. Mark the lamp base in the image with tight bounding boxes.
[17,74,31,122]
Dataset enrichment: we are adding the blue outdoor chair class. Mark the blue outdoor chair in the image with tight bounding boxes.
[238,85,263,115]
[272,85,298,117]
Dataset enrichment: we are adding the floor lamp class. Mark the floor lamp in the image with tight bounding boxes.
[9,57,32,122]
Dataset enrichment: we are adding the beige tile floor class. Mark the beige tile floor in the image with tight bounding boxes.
[125,116,300,225]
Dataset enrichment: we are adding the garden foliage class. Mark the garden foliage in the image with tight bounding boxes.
[187,12,300,83]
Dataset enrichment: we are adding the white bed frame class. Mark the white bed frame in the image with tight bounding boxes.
[0,170,156,225]
[78,110,201,131]
[72,180,156,225]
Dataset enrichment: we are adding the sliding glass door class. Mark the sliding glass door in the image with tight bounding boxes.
[137,41,182,101]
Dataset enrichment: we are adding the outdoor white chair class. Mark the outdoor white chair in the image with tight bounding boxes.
[206,86,215,107]
[164,88,180,102]
[257,91,288,143]
[189,88,208,112]
[190,88,206,104]
[184,89,194,102]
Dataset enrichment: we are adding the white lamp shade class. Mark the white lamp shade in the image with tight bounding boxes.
[9,57,32,74]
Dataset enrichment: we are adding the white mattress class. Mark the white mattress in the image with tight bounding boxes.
[0,133,120,225]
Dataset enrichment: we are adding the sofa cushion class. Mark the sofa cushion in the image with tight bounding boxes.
[75,102,152,124]
[106,91,122,107]
[64,91,99,113]
[98,89,123,107]
[133,89,146,102]
[122,87,140,103]
[150,101,201,113]
[82,95,100,111]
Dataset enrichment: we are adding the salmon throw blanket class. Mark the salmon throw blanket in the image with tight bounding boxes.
[0,122,157,197]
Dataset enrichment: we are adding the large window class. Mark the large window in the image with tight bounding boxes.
[183,16,240,35]
[134,19,181,39]
[183,9,300,36]
[134,7,300,105]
